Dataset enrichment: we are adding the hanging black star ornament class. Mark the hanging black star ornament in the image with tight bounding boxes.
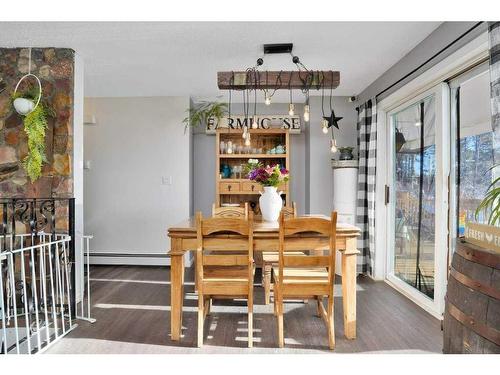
[323,110,343,130]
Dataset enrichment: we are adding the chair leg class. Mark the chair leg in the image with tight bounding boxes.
[194,258,198,292]
[316,296,323,317]
[276,286,284,348]
[197,292,204,348]
[263,263,272,305]
[273,292,278,316]
[327,295,335,350]
[204,297,211,318]
[248,292,253,348]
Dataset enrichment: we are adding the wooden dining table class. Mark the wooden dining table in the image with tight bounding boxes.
[167,215,361,341]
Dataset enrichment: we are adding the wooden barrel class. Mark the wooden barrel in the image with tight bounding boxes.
[443,240,500,353]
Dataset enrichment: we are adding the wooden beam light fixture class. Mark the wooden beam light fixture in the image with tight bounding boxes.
[218,44,342,144]
[217,70,340,91]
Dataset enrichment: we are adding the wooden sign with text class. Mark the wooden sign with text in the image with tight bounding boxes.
[206,115,301,134]
[464,222,500,254]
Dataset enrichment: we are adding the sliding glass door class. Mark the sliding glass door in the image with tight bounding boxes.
[386,84,449,316]
[449,63,497,250]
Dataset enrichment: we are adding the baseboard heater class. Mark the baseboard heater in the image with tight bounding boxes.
[88,252,192,266]
[89,252,169,258]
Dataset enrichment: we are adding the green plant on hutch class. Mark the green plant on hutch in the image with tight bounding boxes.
[182,100,227,131]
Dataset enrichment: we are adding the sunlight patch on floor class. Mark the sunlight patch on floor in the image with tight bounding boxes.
[94,303,170,311]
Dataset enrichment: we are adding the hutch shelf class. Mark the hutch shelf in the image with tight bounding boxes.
[216,128,290,214]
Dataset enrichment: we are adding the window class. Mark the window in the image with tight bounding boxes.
[454,69,498,236]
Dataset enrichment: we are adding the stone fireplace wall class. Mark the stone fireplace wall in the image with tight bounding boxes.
[0,47,75,198]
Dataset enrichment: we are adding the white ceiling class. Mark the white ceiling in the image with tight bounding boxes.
[0,22,441,101]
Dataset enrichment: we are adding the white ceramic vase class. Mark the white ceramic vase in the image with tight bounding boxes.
[259,186,283,222]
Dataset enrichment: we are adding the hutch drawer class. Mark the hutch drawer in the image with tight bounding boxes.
[219,182,240,193]
[241,181,261,193]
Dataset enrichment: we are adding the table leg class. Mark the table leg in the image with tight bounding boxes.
[341,237,357,339]
[170,238,185,341]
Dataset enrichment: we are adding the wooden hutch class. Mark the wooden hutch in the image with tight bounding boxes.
[216,128,290,215]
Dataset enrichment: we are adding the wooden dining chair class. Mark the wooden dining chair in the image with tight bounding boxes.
[193,203,250,291]
[212,203,248,219]
[273,211,337,350]
[195,211,255,348]
[262,202,298,304]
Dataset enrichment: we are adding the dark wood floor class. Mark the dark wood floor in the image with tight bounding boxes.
[46,265,443,354]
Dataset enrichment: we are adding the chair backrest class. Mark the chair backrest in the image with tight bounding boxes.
[281,202,297,218]
[278,211,337,288]
[212,202,248,219]
[196,211,254,282]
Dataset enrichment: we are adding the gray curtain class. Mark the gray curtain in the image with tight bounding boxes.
[356,98,377,274]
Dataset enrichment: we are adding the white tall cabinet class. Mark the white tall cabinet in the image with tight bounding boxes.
[332,159,359,274]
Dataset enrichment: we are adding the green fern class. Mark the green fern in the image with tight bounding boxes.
[22,105,48,182]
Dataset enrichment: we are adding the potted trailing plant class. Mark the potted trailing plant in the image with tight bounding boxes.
[245,161,289,222]
[11,81,53,182]
[338,146,354,160]
[182,100,228,132]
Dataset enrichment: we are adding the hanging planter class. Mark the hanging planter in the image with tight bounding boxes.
[11,49,50,183]
[13,73,42,115]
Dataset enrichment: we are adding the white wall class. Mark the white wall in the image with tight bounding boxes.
[73,53,84,300]
[83,96,190,265]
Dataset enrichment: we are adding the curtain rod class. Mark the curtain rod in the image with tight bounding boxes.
[356,21,485,111]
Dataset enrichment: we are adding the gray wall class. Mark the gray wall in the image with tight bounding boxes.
[192,99,357,216]
[84,96,190,265]
[308,96,358,215]
[358,22,486,103]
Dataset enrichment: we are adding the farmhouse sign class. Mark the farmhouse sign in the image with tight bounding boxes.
[206,115,301,134]
[464,222,500,254]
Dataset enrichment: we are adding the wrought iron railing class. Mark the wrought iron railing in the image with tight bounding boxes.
[0,198,76,354]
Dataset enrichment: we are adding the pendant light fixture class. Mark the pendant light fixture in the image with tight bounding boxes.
[264,91,271,105]
[320,79,329,134]
[288,74,295,116]
[303,92,310,122]
[218,44,342,140]
[322,120,329,134]
[227,72,233,131]
[330,137,338,153]
[323,71,343,130]
[252,70,258,129]
[320,71,342,136]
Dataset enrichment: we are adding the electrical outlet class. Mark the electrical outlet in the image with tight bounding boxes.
[162,176,172,185]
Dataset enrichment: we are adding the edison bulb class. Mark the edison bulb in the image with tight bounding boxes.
[288,103,295,116]
[330,139,338,153]
[322,121,329,134]
[242,126,248,138]
[303,105,310,122]
[265,95,271,106]
[252,116,258,129]
[244,136,251,147]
